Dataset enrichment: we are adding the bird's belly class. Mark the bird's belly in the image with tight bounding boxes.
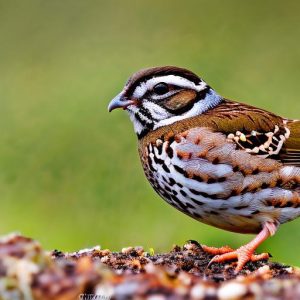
[142,141,264,233]
[147,169,264,234]
[146,166,295,234]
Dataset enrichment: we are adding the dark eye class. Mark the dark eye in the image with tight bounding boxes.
[153,83,169,95]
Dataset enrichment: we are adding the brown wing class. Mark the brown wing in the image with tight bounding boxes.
[140,99,299,166]
[200,100,299,166]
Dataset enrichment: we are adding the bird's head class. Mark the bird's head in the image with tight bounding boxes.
[108,66,222,138]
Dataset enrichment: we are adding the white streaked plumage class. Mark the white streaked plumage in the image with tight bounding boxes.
[132,75,206,98]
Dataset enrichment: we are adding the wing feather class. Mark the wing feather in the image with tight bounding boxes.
[199,100,299,165]
[140,99,299,168]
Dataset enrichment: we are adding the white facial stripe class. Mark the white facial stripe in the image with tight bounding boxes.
[132,75,207,98]
[142,101,170,119]
[151,90,178,101]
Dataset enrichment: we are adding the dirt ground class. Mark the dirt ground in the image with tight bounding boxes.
[0,234,299,299]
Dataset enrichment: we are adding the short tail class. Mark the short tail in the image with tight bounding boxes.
[283,120,300,167]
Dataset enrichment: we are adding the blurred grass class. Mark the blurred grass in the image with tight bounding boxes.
[0,0,299,265]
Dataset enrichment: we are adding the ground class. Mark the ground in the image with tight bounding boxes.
[0,234,299,299]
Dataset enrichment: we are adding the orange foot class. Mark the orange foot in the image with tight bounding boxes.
[205,222,278,273]
[209,246,270,272]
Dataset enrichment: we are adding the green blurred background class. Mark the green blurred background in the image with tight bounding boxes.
[0,0,299,265]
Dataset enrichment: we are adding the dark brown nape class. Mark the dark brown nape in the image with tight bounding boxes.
[125,66,202,96]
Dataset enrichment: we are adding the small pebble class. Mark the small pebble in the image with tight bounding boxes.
[190,284,206,299]
[121,247,133,254]
[218,282,247,300]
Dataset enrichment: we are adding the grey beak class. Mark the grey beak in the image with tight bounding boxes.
[108,93,136,112]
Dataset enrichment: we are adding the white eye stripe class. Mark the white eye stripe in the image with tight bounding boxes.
[151,90,178,101]
[132,75,207,98]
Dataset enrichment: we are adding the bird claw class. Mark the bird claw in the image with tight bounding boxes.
[208,246,269,273]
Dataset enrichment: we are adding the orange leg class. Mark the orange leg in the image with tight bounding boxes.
[207,222,278,273]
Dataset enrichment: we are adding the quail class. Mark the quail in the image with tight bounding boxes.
[108,66,300,271]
